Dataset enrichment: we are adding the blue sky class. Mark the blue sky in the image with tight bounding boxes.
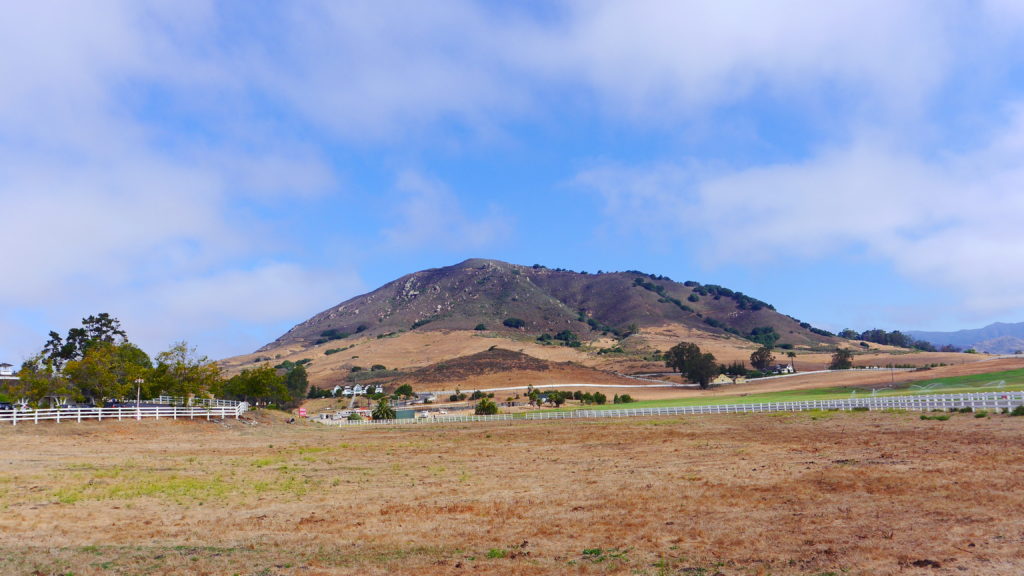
[4,1,1024,362]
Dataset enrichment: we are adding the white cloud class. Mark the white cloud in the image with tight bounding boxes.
[578,107,1024,319]
[544,0,953,118]
[382,171,511,251]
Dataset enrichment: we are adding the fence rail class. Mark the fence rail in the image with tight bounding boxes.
[0,403,249,425]
[328,392,1024,427]
[154,396,244,408]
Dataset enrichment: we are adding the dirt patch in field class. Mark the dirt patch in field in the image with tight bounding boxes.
[1,409,1023,575]
[392,348,637,392]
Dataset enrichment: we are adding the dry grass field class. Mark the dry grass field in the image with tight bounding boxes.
[2,408,1023,576]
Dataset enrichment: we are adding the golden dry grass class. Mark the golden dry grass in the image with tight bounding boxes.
[1,408,1023,575]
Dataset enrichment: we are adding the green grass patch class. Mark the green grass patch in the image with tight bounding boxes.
[545,367,1024,412]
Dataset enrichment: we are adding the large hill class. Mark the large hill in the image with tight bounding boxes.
[908,322,1024,355]
[261,258,836,351]
[226,259,848,388]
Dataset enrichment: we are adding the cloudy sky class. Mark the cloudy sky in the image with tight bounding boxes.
[4,1,1024,362]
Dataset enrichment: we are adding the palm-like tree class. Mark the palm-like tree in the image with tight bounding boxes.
[786,351,797,373]
[372,396,396,420]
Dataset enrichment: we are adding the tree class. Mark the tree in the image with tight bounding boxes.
[666,342,719,389]
[284,364,309,406]
[150,341,221,398]
[722,361,747,384]
[750,346,776,371]
[63,342,150,404]
[786,351,797,373]
[220,364,287,404]
[42,313,128,370]
[829,348,854,370]
[665,342,700,373]
[475,397,499,415]
[393,384,414,399]
[372,396,396,420]
[10,355,73,405]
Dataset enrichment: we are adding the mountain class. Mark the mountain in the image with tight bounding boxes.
[260,258,837,352]
[908,322,1024,354]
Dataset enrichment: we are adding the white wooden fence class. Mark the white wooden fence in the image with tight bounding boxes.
[330,391,1024,427]
[0,402,249,426]
[154,395,243,408]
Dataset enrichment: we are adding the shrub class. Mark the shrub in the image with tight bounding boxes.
[502,318,526,329]
[474,323,487,331]
[1010,405,1024,417]
[486,548,507,559]
[371,364,387,371]
[475,398,499,415]
[411,318,433,329]
[347,413,362,421]
[920,414,951,421]
[974,410,989,418]
[851,406,869,412]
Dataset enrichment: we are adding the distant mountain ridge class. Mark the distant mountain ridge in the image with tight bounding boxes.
[260,258,838,352]
[908,322,1024,354]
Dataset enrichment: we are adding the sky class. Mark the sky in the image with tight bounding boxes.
[4,1,1024,363]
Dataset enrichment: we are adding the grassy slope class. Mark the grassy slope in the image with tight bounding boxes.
[554,368,1024,410]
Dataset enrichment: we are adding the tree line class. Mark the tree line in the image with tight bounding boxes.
[2,314,307,408]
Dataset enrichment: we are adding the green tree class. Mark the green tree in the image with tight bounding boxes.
[666,342,718,389]
[829,348,854,370]
[10,356,73,405]
[372,396,396,420]
[393,383,414,398]
[284,364,309,406]
[42,313,128,370]
[150,341,221,398]
[63,342,150,404]
[750,346,776,371]
[665,342,699,373]
[786,351,797,373]
[475,397,499,415]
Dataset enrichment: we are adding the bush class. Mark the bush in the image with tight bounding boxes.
[371,364,387,371]
[920,413,951,421]
[502,318,526,329]
[851,406,869,412]
[474,323,487,331]
[475,398,499,415]
[1010,405,1024,417]
[974,410,989,418]
[347,413,362,421]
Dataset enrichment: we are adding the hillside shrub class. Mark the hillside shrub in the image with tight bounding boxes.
[502,318,525,329]
[474,323,487,331]
[411,318,434,329]
[371,364,387,371]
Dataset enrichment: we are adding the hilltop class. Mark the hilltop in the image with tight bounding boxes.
[261,258,837,350]
[222,259,850,389]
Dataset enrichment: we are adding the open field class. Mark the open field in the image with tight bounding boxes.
[560,365,1024,410]
[2,410,1023,575]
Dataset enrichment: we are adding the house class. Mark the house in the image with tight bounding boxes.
[712,374,746,385]
[0,362,15,377]
[771,364,794,375]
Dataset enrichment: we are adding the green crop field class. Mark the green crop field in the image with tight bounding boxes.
[552,368,1024,412]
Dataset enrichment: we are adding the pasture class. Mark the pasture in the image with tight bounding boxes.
[1,409,1023,575]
